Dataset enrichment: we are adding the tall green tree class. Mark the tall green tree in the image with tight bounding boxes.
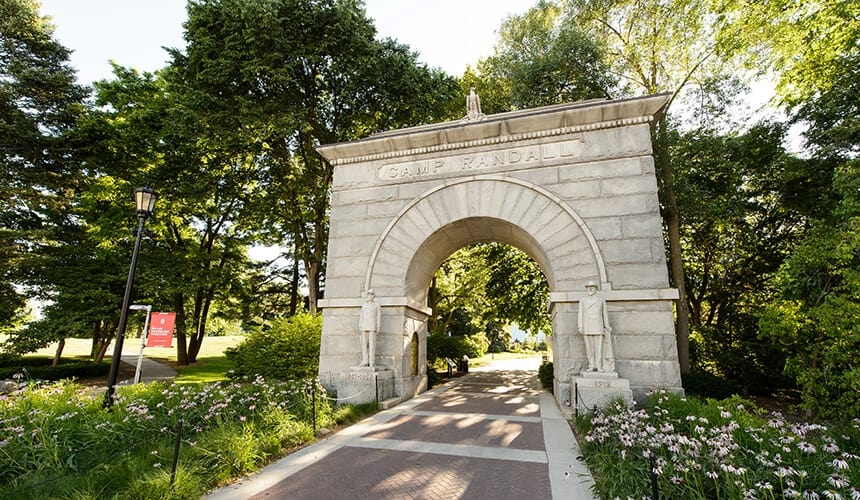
[672,123,812,387]
[0,0,86,328]
[429,244,550,340]
[719,0,859,110]
[467,0,613,113]
[480,244,550,336]
[428,247,491,337]
[82,64,263,365]
[7,227,128,363]
[759,161,859,419]
[737,2,860,416]
[563,0,739,372]
[170,0,460,315]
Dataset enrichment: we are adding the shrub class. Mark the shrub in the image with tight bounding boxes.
[226,313,321,380]
[426,333,488,362]
[330,402,379,425]
[467,331,490,357]
[682,370,741,399]
[538,361,553,392]
[0,358,109,381]
[426,363,441,388]
[0,352,25,367]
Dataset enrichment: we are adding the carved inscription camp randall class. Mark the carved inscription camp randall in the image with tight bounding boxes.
[379,138,585,180]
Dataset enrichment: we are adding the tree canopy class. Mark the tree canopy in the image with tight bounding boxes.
[0,0,857,418]
[468,0,614,112]
[0,0,87,328]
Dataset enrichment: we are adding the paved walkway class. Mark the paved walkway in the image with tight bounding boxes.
[119,354,177,384]
[207,357,596,499]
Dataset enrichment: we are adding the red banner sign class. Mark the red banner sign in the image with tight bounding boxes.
[147,312,176,347]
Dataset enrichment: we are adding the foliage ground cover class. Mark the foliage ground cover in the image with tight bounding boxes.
[0,376,370,499]
[576,391,860,499]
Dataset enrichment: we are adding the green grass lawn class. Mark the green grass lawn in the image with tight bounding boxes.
[173,355,236,384]
[1,335,245,384]
[20,335,245,360]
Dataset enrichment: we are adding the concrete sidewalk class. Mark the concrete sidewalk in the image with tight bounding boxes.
[119,355,177,384]
[206,360,596,499]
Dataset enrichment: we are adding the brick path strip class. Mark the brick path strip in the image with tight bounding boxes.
[206,365,596,499]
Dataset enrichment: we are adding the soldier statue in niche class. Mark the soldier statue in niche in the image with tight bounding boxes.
[358,289,381,367]
[578,281,615,372]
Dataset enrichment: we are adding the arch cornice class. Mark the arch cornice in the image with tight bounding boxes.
[363,176,610,293]
[317,93,671,166]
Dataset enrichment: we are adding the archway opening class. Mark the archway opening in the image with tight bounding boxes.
[423,241,552,379]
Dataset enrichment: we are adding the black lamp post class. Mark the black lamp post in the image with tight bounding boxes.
[103,186,157,408]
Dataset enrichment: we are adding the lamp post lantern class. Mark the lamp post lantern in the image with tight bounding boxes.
[103,186,157,408]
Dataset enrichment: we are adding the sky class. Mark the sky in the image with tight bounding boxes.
[38,0,537,85]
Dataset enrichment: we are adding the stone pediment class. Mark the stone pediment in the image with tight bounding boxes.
[317,94,671,166]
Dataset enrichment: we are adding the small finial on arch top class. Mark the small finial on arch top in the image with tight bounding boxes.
[464,87,485,122]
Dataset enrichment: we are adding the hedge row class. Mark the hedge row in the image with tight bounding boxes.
[0,358,110,381]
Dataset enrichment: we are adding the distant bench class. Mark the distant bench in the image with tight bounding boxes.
[444,357,456,377]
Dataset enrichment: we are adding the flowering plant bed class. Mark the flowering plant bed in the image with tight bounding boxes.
[0,377,369,499]
[576,390,860,499]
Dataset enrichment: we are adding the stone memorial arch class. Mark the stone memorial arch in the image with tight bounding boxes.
[316,94,683,410]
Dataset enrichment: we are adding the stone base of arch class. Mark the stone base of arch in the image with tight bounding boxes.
[318,299,430,405]
[549,290,682,407]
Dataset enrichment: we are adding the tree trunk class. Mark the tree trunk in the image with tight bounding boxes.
[654,117,691,373]
[187,287,214,363]
[666,210,691,373]
[52,338,65,366]
[90,320,101,359]
[289,251,300,316]
[93,318,119,364]
[175,293,188,365]
[186,288,205,363]
[306,259,320,314]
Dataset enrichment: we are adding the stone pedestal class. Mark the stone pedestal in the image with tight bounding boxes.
[573,371,633,413]
[333,367,394,405]
[556,382,572,408]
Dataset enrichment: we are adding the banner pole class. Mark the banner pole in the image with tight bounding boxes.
[133,305,152,384]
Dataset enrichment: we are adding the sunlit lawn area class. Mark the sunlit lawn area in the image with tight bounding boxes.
[8,335,245,384]
[25,335,245,360]
[174,355,236,384]
[469,350,546,367]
